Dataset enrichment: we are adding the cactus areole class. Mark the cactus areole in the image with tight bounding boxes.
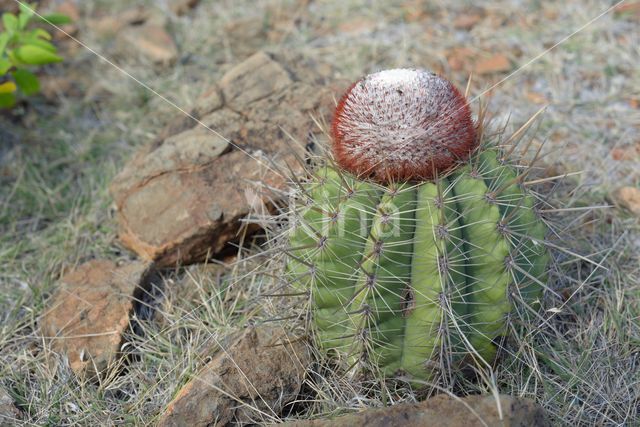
[287,69,549,381]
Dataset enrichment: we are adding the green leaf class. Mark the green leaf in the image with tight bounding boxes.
[38,13,72,26]
[18,2,36,18]
[0,92,16,108]
[2,13,18,33]
[7,50,26,67]
[31,28,52,40]
[0,57,11,75]
[15,44,62,65]
[18,3,35,30]
[22,37,57,53]
[12,69,39,95]
[0,33,9,57]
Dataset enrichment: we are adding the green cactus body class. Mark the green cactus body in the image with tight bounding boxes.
[288,148,549,380]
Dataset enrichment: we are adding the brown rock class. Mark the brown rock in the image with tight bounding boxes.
[157,325,311,426]
[446,47,475,72]
[170,0,200,16]
[219,51,292,110]
[453,13,483,30]
[116,24,178,66]
[40,260,155,378]
[0,387,21,426]
[338,18,376,34]
[194,85,224,117]
[282,394,548,427]
[612,186,640,216]
[89,6,155,38]
[474,54,511,75]
[223,17,268,59]
[110,51,334,267]
[611,145,639,161]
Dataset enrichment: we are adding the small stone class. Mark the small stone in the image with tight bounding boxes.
[170,0,200,16]
[157,325,311,426]
[447,47,475,72]
[116,24,178,66]
[281,394,549,427]
[525,91,548,104]
[89,6,158,38]
[612,186,640,216]
[453,13,483,30]
[474,54,511,75]
[0,387,21,425]
[338,18,376,34]
[610,145,639,161]
[40,260,155,378]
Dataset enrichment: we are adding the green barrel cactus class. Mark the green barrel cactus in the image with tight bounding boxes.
[286,69,549,381]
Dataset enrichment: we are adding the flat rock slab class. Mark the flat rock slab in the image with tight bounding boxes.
[158,325,311,427]
[41,260,155,378]
[282,394,548,427]
[110,51,335,267]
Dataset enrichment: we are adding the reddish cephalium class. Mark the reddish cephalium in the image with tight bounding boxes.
[331,69,477,183]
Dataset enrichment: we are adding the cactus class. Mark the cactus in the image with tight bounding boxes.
[286,69,549,381]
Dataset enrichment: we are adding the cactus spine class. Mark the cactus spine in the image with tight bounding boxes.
[287,69,549,381]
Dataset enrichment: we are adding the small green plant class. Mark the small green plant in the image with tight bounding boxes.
[0,2,71,108]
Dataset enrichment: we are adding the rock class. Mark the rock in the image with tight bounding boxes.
[282,394,549,427]
[110,51,334,267]
[338,18,376,34]
[612,186,640,216]
[170,0,200,16]
[219,51,293,110]
[453,12,484,30]
[157,325,311,426]
[222,17,269,59]
[40,260,155,378]
[193,85,224,117]
[446,47,475,72]
[610,145,639,161]
[91,5,167,37]
[0,387,21,425]
[474,54,511,75]
[116,24,178,66]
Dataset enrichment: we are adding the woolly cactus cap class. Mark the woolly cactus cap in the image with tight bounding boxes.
[331,69,477,183]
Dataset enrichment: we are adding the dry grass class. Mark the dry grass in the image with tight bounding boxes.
[1,0,639,425]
